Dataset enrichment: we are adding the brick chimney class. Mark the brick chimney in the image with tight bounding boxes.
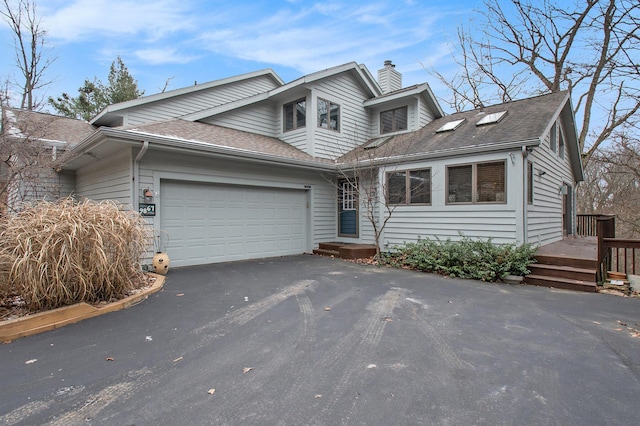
[377,60,402,94]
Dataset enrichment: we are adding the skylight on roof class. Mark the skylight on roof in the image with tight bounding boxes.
[476,110,507,126]
[436,118,465,133]
[364,136,392,150]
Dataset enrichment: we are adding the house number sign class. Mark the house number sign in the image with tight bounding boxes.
[139,203,156,216]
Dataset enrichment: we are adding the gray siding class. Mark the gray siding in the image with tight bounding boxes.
[379,151,521,250]
[75,148,132,206]
[527,118,575,246]
[311,74,372,159]
[123,75,278,126]
[201,102,279,137]
[419,98,436,128]
[281,127,309,154]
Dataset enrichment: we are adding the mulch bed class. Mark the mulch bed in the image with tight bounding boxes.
[0,274,157,322]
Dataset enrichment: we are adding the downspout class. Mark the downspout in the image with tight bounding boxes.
[133,141,149,208]
[521,145,529,244]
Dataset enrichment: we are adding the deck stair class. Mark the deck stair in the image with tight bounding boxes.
[313,242,377,259]
[525,254,598,293]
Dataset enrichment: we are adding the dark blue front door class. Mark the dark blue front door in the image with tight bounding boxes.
[338,180,358,237]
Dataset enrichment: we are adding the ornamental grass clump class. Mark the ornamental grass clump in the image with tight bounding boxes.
[0,198,151,311]
[380,235,537,282]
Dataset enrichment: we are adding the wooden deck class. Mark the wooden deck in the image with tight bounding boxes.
[527,237,599,292]
[535,236,597,261]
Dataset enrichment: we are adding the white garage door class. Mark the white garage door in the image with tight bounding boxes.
[161,180,307,267]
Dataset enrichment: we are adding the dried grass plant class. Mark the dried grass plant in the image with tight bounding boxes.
[0,198,152,311]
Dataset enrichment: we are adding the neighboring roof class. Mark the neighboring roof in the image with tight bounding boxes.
[342,91,582,180]
[91,68,284,126]
[1,107,96,146]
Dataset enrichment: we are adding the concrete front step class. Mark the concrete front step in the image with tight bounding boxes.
[525,274,598,292]
[528,263,597,282]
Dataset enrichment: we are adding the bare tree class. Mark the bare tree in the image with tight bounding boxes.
[577,132,640,238]
[328,133,424,258]
[1,0,55,110]
[0,108,71,216]
[431,0,640,167]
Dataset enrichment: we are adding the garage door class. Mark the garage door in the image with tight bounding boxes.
[161,180,307,267]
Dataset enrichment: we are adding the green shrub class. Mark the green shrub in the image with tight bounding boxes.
[0,198,151,311]
[380,235,537,282]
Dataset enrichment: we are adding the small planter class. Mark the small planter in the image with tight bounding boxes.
[153,252,170,275]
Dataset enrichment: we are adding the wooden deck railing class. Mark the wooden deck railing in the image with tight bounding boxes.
[577,214,614,236]
[595,215,640,282]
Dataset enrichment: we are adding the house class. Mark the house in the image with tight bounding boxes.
[1,61,583,268]
[0,108,95,213]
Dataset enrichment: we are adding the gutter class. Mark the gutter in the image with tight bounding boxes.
[521,145,529,244]
[338,138,542,168]
[133,141,149,208]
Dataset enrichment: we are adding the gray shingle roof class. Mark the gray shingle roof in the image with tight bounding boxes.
[348,91,569,162]
[2,108,96,145]
[122,119,333,164]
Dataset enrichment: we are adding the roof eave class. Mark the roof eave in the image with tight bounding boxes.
[90,68,284,125]
[363,83,444,117]
[66,127,336,172]
[341,138,541,167]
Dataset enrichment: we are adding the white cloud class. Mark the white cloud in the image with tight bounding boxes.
[134,48,201,65]
[198,1,444,76]
[43,0,196,42]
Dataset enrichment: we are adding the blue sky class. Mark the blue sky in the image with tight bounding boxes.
[1,0,492,111]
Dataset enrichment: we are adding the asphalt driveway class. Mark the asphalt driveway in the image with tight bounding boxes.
[1,254,639,425]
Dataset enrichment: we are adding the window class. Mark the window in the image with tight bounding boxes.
[284,98,306,131]
[550,121,557,153]
[318,98,339,131]
[380,106,408,134]
[447,161,506,204]
[527,161,534,204]
[476,111,507,126]
[341,181,357,211]
[436,118,465,133]
[558,125,565,159]
[387,169,431,205]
